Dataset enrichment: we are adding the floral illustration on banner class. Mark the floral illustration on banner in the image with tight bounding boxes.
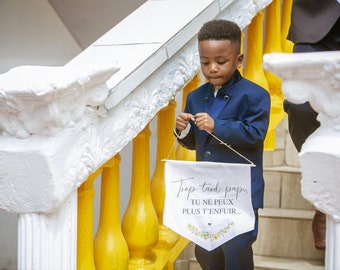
[187,222,234,241]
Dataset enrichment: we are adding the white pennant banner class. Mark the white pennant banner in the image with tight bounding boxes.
[163,160,255,251]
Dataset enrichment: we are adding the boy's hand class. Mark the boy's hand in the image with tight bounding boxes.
[176,113,195,131]
[194,112,214,133]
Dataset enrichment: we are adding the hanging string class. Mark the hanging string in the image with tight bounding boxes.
[165,129,256,167]
[166,137,177,160]
[206,131,256,167]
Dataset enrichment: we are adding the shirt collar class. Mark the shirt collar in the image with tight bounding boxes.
[209,69,241,96]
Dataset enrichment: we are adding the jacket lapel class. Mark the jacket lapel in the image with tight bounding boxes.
[199,70,241,144]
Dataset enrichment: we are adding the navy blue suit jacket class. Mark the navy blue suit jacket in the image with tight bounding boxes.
[177,70,270,209]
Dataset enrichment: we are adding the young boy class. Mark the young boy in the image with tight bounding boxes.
[175,20,270,270]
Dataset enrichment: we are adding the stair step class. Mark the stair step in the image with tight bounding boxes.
[177,255,324,270]
[254,255,324,270]
[259,207,313,220]
[263,166,314,211]
[264,165,301,173]
[254,208,325,261]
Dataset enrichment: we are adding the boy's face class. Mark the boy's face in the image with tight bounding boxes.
[199,39,243,87]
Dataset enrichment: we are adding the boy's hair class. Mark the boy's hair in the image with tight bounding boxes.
[198,19,241,52]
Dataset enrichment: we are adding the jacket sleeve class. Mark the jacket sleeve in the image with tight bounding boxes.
[175,96,196,150]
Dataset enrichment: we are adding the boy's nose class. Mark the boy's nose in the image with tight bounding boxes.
[210,63,218,72]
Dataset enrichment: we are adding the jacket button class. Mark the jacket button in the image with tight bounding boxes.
[204,151,211,157]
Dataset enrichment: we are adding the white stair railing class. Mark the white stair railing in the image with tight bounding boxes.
[0,0,272,269]
[264,51,340,270]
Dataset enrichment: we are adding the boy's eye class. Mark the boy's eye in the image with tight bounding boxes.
[200,60,227,66]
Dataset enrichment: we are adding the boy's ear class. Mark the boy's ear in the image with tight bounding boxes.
[236,53,244,68]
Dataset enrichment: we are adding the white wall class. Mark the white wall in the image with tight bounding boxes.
[48,0,147,48]
[0,211,17,270]
[0,0,81,74]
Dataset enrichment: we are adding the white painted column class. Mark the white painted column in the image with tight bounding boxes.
[325,215,340,270]
[264,51,340,270]
[0,63,119,270]
[18,192,77,270]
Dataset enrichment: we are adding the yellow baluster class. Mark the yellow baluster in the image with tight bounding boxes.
[94,155,129,270]
[243,11,269,91]
[264,0,286,150]
[151,99,180,249]
[122,125,159,270]
[175,74,199,161]
[281,0,294,53]
[77,169,101,270]
[238,31,244,75]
